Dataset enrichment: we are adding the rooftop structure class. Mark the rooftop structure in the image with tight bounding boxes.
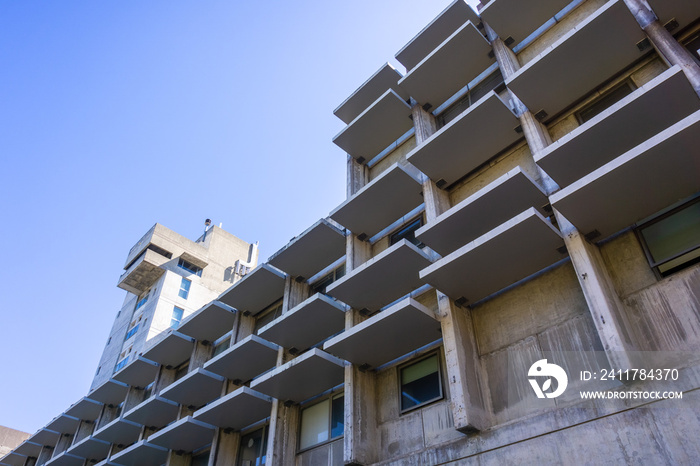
[4,1,700,465]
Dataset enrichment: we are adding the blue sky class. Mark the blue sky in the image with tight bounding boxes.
[0,0,478,434]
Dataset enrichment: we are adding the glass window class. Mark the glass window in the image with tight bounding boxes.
[191,448,210,466]
[179,278,191,299]
[310,264,346,295]
[638,198,700,276]
[238,426,268,466]
[135,289,150,310]
[576,81,635,124]
[170,306,184,329]
[254,300,283,333]
[438,70,504,127]
[299,394,344,451]
[178,258,203,277]
[213,337,230,357]
[390,218,424,248]
[125,324,139,340]
[400,354,443,412]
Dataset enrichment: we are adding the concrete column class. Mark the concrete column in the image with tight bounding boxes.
[412,105,450,221]
[155,367,176,394]
[190,341,212,370]
[73,420,94,443]
[52,434,72,456]
[212,429,240,466]
[623,0,700,94]
[437,295,489,432]
[345,155,372,274]
[124,386,145,412]
[165,451,191,466]
[347,155,369,198]
[344,365,377,465]
[36,446,53,465]
[554,212,636,369]
[235,314,255,342]
[264,401,300,465]
[282,276,310,313]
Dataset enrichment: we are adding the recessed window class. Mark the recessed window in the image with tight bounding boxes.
[135,289,151,310]
[170,306,184,329]
[212,335,231,358]
[390,217,424,248]
[299,394,344,451]
[178,258,203,277]
[114,356,129,373]
[438,70,504,127]
[238,426,268,466]
[174,361,189,381]
[310,264,346,295]
[254,300,283,333]
[400,353,443,412]
[191,448,210,466]
[637,196,700,277]
[576,81,635,124]
[125,324,139,340]
[179,278,191,299]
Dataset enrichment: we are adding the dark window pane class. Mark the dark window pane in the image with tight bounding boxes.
[390,218,424,248]
[577,83,634,123]
[400,355,442,411]
[330,395,344,439]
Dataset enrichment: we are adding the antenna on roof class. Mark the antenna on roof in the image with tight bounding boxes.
[202,218,212,242]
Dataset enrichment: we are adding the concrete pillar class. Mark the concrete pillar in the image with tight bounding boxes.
[155,366,176,394]
[235,314,255,342]
[345,155,372,276]
[437,295,489,432]
[166,451,191,466]
[190,341,212,370]
[52,434,72,456]
[36,446,53,465]
[73,420,94,443]
[264,401,300,465]
[282,276,310,313]
[623,0,700,94]
[554,212,636,369]
[347,155,368,198]
[212,429,240,466]
[344,365,377,465]
[124,386,145,412]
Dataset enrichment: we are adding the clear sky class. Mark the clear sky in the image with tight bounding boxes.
[0,0,478,434]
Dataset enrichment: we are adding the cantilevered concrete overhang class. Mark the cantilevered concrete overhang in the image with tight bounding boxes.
[112,356,159,388]
[13,441,43,458]
[178,251,208,270]
[44,452,83,466]
[551,110,700,239]
[333,90,413,163]
[193,387,273,431]
[329,163,423,238]
[203,334,280,383]
[406,92,520,187]
[117,248,168,295]
[109,440,168,466]
[398,22,494,109]
[141,331,194,368]
[123,396,179,429]
[258,293,348,352]
[251,348,345,403]
[93,418,142,446]
[160,368,224,408]
[420,209,565,305]
[395,0,479,71]
[27,428,60,447]
[416,167,548,255]
[66,436,110,461]
[268,219,346,280]
[46,414,80,436]
[326,239,432,313]
[1,452,28,466]
[323,298,441,369]
[177,301,236,343]
[148,416,215,453]
[536,66,700,187]
[480,0,572,46]
[88,379,129,406]
[647,0,700,30]
[219,264,287,316]
[65,398,103,422]
[506,0,645,119]
[333,63,409,125]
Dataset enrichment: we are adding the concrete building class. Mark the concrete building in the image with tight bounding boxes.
[3,0,700,465]
[0,427,29,459]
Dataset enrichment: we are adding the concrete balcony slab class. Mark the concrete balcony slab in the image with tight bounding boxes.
[506,0,645,119]
[27,428,60,448]
[399,22,494,109]
[258,293,349,352]
[45,414,80,436]
[329,163,423,238]
[148,416,215,453]
[480,0,572,45]
[93,418,142,447]
[112,356,159,389]
[334,63,409,125]
[551,109,700,239]
[177,301,236,343]
[13,440,43,458]
[406,92,520,187]
[141,331,194,368]
[88,379,129,406]
[204,334,280,384]
[324,298,441,369]
[193,387,273,431]
[326,239,432,313]
[123,396,179,429]
[268,219,346,280]
[416,167,548,255]
[647,0,700,30]
[251,349,345,403]
[160,368,224,409]
[421,208,565,305]
[536,66,700,187]
[66,436,110,461]
[44,452,82,466]
[396,0,478,72]
[333,90,413,162]
[65,397,103,422]
[109,440,168,466]
[219,264,287,316]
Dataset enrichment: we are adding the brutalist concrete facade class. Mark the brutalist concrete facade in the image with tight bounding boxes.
[4,1,700,465]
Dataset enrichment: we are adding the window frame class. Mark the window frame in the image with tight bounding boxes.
[297,392,345,453]
[178,277,191,299]
[574,80,636,125]
[398,352,444,414]
[170,306,185,329]
[177,257,203,277]
[389,216,425,248]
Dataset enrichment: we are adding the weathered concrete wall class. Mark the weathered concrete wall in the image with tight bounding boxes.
[0,425,29,457]
[296,438,343,466]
